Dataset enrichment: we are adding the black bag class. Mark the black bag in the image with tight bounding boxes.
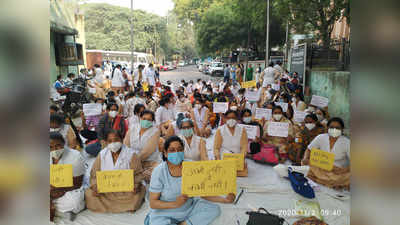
[249,142,261,154]
[246,208,286,225]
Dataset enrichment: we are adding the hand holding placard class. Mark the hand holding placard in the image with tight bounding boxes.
[213,102,229,113]
[50,164,73,188]
[267,122,289,137]
[310,95,329,108]
[310,148,335,171]
[83,103,102,116]
[182,160,236,197]
[255,108,272,120]
[96,170,134,193]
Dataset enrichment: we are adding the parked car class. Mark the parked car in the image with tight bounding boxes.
[167,62,174,70]
[178,61,185,67]
[160,65,168,71]
[209,62,224,77]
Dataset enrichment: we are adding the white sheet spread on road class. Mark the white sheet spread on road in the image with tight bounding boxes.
[56,133,350,225]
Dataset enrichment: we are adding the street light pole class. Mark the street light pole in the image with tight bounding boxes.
[265,0,270,67]
[130,0,134,73]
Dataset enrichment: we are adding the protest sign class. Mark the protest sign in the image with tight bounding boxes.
[96,170,134,193]
[310,148,335,171]
[255,108,272,120]
[223,153,245,171]
[182,160,236,197]
[245,90,260,102]
[241,80,257,88]
[213,102,229,113]
[238,124,258,139]
[83,103,102,116]
[50,164,73,188]
[293,110,308,123]
[267,122,289,137]
[310,95,329,108]
[275,102,288,112]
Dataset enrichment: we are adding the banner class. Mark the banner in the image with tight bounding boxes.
[241,80,257,89]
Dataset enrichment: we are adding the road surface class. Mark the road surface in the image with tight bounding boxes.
[159,65,223,85]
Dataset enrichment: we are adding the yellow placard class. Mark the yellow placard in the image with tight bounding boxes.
[96,169,134,193]
[182,160,237,197]
[50,164,73,188]
[223,153,244,171]
[310,148,335,171]
[143,82,149,91]
[241,80,257,89]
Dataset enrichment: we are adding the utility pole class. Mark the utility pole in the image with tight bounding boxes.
[265,0,270,68]
[285,21,289,67]
[130,0,134,73]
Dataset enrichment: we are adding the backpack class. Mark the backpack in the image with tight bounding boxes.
[252,144,279,165]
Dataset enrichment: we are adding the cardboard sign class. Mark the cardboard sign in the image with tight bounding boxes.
[310,148,335,171]
[182,160,237,197]
[50,164,73,188]
[241,80,257,89]
[96,170,134,193]
[255,108,272,120]
[83,103,102,116]
[213,102,229,113]
[245,90,260,102]
[310,95,329,108]
[223,153,245,171]
[293,110,308,123]
[238,124,258,139]
[275,102,288,112]
[267,122,289,137]
[143,82,149,92]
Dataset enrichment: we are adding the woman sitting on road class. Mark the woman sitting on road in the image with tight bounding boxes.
[145,136,235,225]
[288,113,325,165]
[191,97,211,138]
[96,103,128,147]
[85,130,145,213]
[302,117,350,190]
[50,113,79,150]
[50,132,85,221]
[176,117,208,161]
[262,106,294,163]
[124,110,161,182]
[214,110,248,160]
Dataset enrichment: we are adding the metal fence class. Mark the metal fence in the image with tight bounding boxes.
[308,39,350,71]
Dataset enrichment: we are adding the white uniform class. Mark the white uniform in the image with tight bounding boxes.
[111,68,125,87]
[218,124,244,158]
[262,66,275,87]
[178,134,202,161]
[308,134,350,168]
[51,148,85,214]
[129,126,160,162]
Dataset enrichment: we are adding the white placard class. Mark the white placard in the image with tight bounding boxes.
[310,95,329,108]
[245,90,260,102]
[267,122,289,137]
[88,88,96,94]
[238,124,258,139]
[213,102,229,113]
[293,110,308,123]
[83,103,102,116]
[275,102,288,112]
[255,108,272,120]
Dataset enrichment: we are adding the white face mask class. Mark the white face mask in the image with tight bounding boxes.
[226,119,237,127]
[305,123,316,130]
[230,106,238,111]
[50,127,61,132]
[273,114,282,121]
[243,117,252,123]
[108,142,122,153]
[50,149,64,160]
[109,110,118,118]
[328,128,342,138]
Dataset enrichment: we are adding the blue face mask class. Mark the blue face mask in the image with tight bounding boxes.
[167,152,185,165]
[181,128,194,137]
[140,119,153,129]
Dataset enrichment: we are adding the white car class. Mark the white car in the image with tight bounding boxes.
[209,62,224,76]
[178,61,185,67]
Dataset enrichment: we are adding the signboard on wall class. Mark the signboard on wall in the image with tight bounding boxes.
[290,43,307,90]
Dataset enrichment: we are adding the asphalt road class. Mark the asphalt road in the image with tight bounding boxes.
[159,65,224,85]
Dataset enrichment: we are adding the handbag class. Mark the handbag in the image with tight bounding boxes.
[252,144,279,165]
[288,167,315,199]
[246,208,286,225]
